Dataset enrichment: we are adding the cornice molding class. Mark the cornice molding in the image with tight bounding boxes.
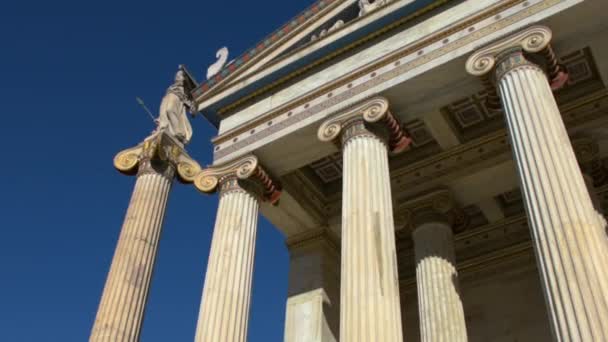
[191,0,346,101]
[210,0,454,117]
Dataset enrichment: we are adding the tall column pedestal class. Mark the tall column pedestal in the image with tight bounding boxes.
[467,26,608,341]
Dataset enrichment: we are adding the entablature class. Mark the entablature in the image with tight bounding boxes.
[200,0,608,246]
[209,0,583,169]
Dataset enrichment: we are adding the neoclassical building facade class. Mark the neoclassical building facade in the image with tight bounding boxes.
[90,0,608,341]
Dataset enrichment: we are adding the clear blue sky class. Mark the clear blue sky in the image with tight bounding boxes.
[0,1,314,340]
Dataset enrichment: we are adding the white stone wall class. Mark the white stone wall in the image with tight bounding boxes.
[284,238,340,342]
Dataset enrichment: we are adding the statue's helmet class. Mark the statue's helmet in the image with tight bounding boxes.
[175,69,187,83]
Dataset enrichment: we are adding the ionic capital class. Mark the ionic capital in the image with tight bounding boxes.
[317,96,411,153]
[466,25,552,77]
[114,132,201,181]
[191,154,282,204]
[402,189,456,230]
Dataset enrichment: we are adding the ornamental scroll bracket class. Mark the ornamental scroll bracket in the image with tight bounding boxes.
[192,154,282,205]
[114,131,201,183]
[317,96,411,154]
[466,25,568,90]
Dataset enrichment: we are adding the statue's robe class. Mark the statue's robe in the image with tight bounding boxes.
[157,87,193,145]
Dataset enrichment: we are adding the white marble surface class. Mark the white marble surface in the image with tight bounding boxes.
[285,289,337,342]
[284,235,339,342]
[194,189,259,342]
[413,222,468,342]
[498,54,608,341]
[90,170,173,342]
[340,132,403,341]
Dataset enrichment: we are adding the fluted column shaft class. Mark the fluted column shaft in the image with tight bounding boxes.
[497,50,608,341]
[413,221,467,342]
[340,121,403,342]
[194,178,260,342]
[90,160,174,342]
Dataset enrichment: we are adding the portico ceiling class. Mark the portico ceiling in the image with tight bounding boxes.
[270,41,608,241]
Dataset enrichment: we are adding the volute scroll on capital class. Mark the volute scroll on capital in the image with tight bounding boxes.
[317,96,411,153]
[466,25,553,77]
[466,25,569,92]
[114,132,201,182]
[190,154,282,205]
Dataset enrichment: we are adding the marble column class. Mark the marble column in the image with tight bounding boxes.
[467,25,608,341]
[405,190,468,342]
[284,229,340,342]
[318,96,411,342]
[188,155,281,342]
[90,132,200,342]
